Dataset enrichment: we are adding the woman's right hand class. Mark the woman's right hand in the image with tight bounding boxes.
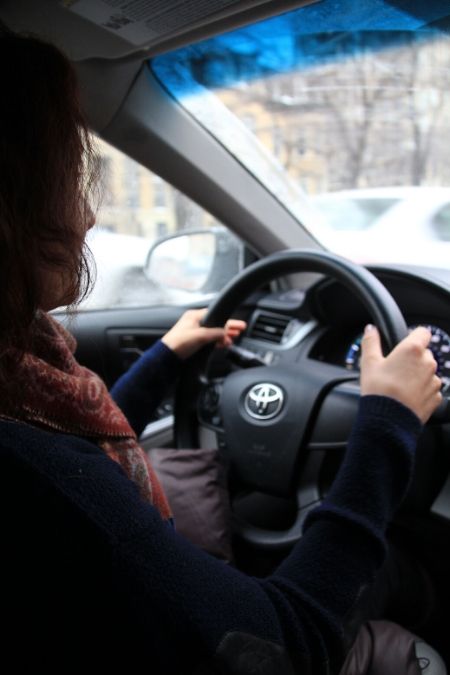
[360,324,443,424]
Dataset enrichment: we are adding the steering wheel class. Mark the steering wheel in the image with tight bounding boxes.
[175,249,410,550]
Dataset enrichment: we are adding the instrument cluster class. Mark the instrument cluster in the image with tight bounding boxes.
[345,324,450,390]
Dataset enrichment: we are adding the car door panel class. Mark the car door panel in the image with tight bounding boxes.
[53,304,201,446]
[55,305,188,384]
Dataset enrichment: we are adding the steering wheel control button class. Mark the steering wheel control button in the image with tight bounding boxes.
[245,383,284,420]
[199,383,224,427]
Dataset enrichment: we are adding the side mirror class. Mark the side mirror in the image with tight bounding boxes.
[144,228,243,294]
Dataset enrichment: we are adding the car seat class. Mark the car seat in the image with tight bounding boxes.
[340,620,447,675]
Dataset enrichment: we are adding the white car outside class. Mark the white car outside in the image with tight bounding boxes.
[310,187,450,268]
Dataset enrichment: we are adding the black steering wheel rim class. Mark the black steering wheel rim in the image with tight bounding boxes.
[202,249,408,345]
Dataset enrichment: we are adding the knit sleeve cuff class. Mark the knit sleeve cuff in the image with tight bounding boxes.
[358,394,423,439]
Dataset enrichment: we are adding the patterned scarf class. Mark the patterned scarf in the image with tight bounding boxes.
[0,311,172,520]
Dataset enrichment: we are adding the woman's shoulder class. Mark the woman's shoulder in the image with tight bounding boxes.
[0,417,161,538]
[0,416,105,461]
[0,417,128,500]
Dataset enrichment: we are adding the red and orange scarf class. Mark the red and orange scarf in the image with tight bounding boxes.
[0,311,171,520]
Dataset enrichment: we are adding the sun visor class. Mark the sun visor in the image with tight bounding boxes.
[61,0,319,55]
[65,0,271,47]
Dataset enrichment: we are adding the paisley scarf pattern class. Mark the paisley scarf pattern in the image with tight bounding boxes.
[0,311,171,519]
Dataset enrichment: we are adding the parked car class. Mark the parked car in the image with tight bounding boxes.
[310,187,450,266]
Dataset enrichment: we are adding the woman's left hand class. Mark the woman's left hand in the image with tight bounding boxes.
[161,308,247,360]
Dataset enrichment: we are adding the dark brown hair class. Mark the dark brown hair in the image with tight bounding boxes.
[0,26,98,379]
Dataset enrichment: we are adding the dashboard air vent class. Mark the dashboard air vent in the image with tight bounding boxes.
[248,312,291,344]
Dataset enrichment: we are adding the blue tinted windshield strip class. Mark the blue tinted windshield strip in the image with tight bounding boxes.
[152,0,449,94]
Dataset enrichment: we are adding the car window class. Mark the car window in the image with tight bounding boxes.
[152,3,450,268]
[78,137,243,311]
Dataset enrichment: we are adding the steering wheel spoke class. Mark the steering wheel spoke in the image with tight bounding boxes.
[232,451,325,550]
[308,380,361,450]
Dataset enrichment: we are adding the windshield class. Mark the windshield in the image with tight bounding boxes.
[152,0,450,268]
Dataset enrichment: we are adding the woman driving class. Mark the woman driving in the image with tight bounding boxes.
[0,26,443,675]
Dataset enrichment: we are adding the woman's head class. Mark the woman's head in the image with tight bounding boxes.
[0,25,98,365]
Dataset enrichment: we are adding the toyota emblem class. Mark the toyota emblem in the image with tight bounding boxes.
[244,383,284,420]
